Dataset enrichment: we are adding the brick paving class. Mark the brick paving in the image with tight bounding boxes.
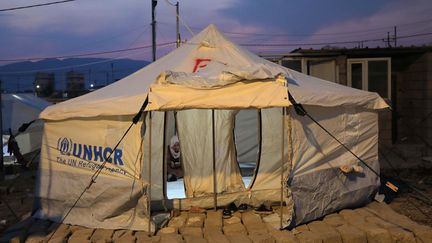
[1,201,431,243]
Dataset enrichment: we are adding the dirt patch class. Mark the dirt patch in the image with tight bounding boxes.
[383,168,432,227]
[0,168,35,234]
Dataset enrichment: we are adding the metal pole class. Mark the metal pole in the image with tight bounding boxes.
[212,109,217,211]
[387,32,391,48]
[151,0,157,61]
[176,2,180,48]
[280,107,285,229]
[148,111,152,235]
[394,26,397,47]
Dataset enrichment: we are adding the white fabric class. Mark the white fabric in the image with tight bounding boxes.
[2,93,50,134]
[176,109,245,197]
[40,24,387,121]
[159,62,282,88]
[290,106,377,177]
[251,108,291,191]
[35,24,386,230]
[142,111,166,201]
[35,116,154,231]
[234,109,260,164]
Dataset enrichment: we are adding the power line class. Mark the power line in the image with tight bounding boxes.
[1,30,431,74]
[0,0,76,12]
[0,42,175,63]
[184,17,432,38]
[239,31,432,47]
[0,42,175,74]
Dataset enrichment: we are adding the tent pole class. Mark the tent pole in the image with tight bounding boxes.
[212,109,217,211]
[280,107,285,229]
[148,111,153,235]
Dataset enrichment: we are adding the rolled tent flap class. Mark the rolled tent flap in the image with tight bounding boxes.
[147,80,291,111]
[34,116,155,231]
[146,63,291,111]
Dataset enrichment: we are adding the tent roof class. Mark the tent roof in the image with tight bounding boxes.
[40,24,388,120]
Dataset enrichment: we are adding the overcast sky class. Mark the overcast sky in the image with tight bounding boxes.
[1,0,432,64]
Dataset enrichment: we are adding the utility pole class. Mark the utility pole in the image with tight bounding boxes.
[176,1,181,48]
[394,26,397,47]
[387,32,391,48]
[151,0,157,61]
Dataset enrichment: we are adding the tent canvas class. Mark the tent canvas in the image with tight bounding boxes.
[2,94,51,160]
[34,24,388,231]
[2,93,50,135]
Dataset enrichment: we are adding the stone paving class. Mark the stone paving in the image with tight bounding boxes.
[1,201,432,243]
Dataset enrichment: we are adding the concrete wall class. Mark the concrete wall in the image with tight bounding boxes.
[393,52,432,155]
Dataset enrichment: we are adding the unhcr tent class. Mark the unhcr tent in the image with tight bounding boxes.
[34,25,388,231]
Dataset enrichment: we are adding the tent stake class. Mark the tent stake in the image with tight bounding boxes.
[148,111,152,236]
[280,107,285,229]
[212,109,217,211]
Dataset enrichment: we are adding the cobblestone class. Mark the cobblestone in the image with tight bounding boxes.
[2,202,431,243]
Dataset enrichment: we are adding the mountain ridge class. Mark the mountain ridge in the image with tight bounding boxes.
[0,58,150,92]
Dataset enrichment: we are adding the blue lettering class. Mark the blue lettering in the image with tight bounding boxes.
[93,146,103,162]
[114,149,124,166]
[60,137,124,167]
[72,143,82,157]
[103,147,113,163]
[83,145,92,161]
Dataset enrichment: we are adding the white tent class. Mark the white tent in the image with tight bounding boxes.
[2,94,50,158]
[2,94,49,134]
[34,25,388,231]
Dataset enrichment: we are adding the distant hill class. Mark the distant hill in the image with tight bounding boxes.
[0,58,150,92]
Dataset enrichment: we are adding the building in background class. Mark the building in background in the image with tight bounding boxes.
[263,46,432,165]
[34,72,55,97]
[66,71,85,98]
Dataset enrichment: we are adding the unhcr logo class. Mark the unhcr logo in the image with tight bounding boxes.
[58,137,73,155]
[57,137,124,166]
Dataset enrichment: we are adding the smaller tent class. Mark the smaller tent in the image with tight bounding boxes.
[2,94,50,159]
[2,93,50,134]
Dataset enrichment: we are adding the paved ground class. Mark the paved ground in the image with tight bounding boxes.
[1,201,432,243]
[2,167,432,242]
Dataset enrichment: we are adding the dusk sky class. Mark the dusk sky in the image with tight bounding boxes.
[1,0,432,65]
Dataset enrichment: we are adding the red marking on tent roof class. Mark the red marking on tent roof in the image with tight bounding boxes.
[193,58,211,73]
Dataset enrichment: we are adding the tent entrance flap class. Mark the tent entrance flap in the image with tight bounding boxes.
[234,109,261,189]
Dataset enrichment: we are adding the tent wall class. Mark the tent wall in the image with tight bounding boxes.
[252,108,291,191]
[2,93,50,134]
[176,109,245,197]
[34,116,154,231]
[142,111,166,200]
[288,106,380,225]
[234,109,260,165]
